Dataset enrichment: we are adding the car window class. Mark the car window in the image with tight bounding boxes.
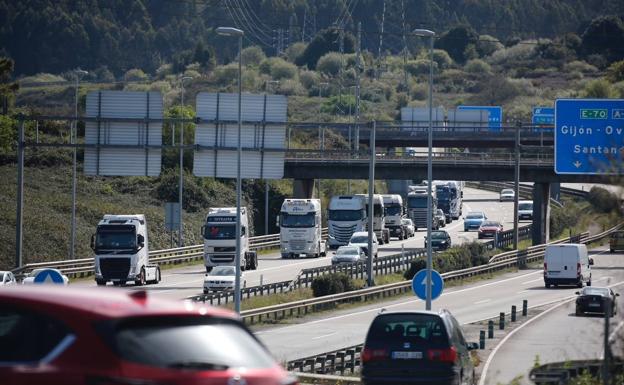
[337,248,359,256]
[366,314,449,347]
[481,221,499,227]
[466,213,483,219]
[108,316,276,369]
[350,236,368,243]
[210,267,235,276]
[0,307,72,363]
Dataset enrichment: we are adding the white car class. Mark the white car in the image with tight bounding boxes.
[0,271,16,286]
[499,188,515,202]
[332,245,364,265]
[518,200,533,220]
[401,218,415,237]
[203,265,245,294]
[348,231,379,259]
[21,268,69,285]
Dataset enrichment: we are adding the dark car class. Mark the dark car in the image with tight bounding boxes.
[575,286,619,317]
[477,221,503,239]
[362,309,478,385]
[426,230,452,251]
[0,286,297,385]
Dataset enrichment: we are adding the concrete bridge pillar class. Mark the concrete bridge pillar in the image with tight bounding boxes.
[532,182,551,245]
[293,179,315,199]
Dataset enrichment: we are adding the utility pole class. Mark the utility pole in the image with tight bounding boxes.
[15,118,24,268]
[367,121,376,287]
[401,0,409,98]
[355,22,362,154]
[376,0,386,80]
[513,121,520,250]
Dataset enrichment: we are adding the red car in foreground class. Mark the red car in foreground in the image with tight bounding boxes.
[478,221,504,239]
[0,286,297,385]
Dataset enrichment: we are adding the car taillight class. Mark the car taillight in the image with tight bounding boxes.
[361,347,388,362]
[577,262,581,276]
[427,347,457,363]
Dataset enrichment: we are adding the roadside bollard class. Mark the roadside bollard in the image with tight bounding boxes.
[499,312,505,330]
[488,320,494,338]
[480,330,486,349]
[511,305,517,322]
[523,300,528,316]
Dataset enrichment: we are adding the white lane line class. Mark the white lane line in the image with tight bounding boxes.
[311,332,337,340]
[522,278,543,285]
[479,280,624,385]
[256,270,541,335]
[474,299,491,305]
[516,289,530,294]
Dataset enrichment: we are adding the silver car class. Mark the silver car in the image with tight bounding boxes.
[332,245,364,265]
[401,218,415,237]
[203,265,245,294]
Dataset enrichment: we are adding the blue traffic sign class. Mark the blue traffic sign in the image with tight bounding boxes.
[458,105,502,131]
[412,269,444,301]
[555,99,624,174]
[33,269,65,284]
[532,107,554,125]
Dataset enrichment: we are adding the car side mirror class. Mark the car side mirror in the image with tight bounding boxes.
[589,258,594,266]
[467,342,479,350]
[616,293,620,297]
[90,234,95,250]
[137,234,145,249]
[200,225,206,236]
[575,291,580,295]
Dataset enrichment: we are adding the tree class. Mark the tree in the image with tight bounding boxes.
[580,16,624,65]
[0,57,18,114]
[435,26,479,64]
[295,28,355,70]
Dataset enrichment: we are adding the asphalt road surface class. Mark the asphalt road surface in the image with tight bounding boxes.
[481,249,624,385]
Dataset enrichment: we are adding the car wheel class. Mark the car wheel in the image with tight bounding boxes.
[545,283,551,288]
[577,279,583,288]
[576,306,582,316]
[203,288,209,294]
[96,279,106,286]
[610,249,615,253]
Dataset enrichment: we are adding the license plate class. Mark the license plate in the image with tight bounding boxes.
[392,351,422,359]
[589,303,601,307]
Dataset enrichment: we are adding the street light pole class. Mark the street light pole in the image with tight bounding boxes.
[217,26,245,314]
[413,28,435,311]
[265,80,280,235]
[178,76,192,247]
[70,69,88,260]
[317,82,328,199]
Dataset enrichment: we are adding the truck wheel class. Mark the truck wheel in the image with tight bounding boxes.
[252,252,258,269]
[136,268,146,286]
[205,266,213,273]
[153,267,161,284]
[96,279,106,286]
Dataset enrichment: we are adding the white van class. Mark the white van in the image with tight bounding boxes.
[544,244,593,288]
[518,200,533,220]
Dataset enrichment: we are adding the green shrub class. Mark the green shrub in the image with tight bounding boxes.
[607,60,624,82]
[317,52,343,77]
[268,58,297,80]
[311,273,356,297]
[405,59,436,76]
[278,78,305,96]
[299,70,320,90]
[564,60,598,74]
[212,64,238,85]
[550,205,579,238]
[587,187,619,213]
[123,68,148,82]
[403,259,427,280]
[285,42,307,63]
[403,242,489,280]
[241,46,266,67]
[582,78,617,98]
[464,59,492,74]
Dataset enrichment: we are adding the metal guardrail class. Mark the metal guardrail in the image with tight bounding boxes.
[281,223,621,376]
[12,229,328,279]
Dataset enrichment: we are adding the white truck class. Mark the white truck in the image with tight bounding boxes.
[382,194,406,240]
[356,194,390,245]
[278,199,327,258]
[328,195,367,248]
[201,207,258,273]
[91,214,161,286]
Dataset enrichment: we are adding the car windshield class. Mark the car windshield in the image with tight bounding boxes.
[203,225,235,240]
[28,269,45,277]
[366,313,449,346]
[582,288,610,296]
[385,205,402,216]
[210,266,235,276]
[280,212,315,228]
[407,197,427,208]
[519,203,533,210]
[329,209,363,221]
[336,247,359,256]
[466,213,484,219]
[110,317,276,370]
[501,189,514,195]
[350,236,369,243]
[95,225,136,250]
[436,189,452,200]
[402,219,412,226]
[431,231,447,239]
[481,221,499,227]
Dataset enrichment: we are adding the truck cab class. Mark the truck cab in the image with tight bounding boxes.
[278,199,327,258]
[202,207,258,273]
[436,181,462,222]
[407,186,438,231]
[382,194,406,240]
[92,214,161,286]
[327,196,367,248]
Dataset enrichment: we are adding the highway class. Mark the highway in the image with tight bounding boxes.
[255,248,617,363]
[481,249,624,385]
[73,187,520,300]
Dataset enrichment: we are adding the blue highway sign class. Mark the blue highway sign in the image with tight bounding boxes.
[458,105,502,131]
[33,269,65,284]
[412,269,444,301]
[555,99,624,174]
[532,107,554,125]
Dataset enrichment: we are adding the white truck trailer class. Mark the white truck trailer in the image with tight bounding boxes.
[278,199,327,258]
[202,207,258,273]
[356,194,390,244]
[382,194,406,240]
[327,195,367,248]
[92,214,161,286]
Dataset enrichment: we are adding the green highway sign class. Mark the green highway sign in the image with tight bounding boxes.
[580,109,608,119]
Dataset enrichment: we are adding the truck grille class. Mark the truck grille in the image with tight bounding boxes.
[291,240,307,250]
[330,225,357,244]
[213,247,235,252]
[409,209,428,227]
[210,254,235,263]
[100,258,131,280]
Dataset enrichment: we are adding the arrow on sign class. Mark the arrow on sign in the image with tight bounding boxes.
[573,161,582,168]
[421,276,436,287]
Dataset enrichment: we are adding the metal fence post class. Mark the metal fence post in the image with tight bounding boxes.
[523,299,528,316]
[488,320,494,338]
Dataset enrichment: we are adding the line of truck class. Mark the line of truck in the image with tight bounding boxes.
[90,181,463,287]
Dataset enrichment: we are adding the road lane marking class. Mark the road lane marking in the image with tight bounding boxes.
[522,278,543,285]
[516,289,530,294]
[474,299,491,305]
[312,332,337,340]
